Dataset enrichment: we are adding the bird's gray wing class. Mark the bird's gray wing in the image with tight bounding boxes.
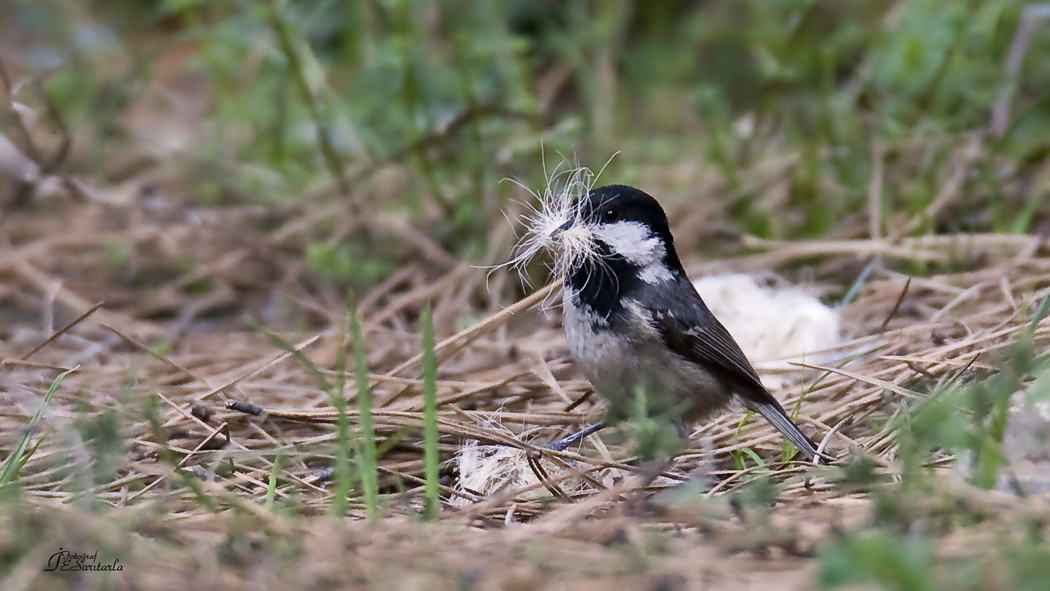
[645,283,768,400]
[644,280,823,462]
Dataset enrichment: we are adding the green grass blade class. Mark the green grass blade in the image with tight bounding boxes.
[420,304,441,521]
[350,298,380,520]
[731,410,756,470]
[246,316,357,515]
[246,317,332,393]
[839,256,879,307]
[0,367,76,487]
[739,447,766,469]
[265,449,283,511]
[1030,290,1050,334]
[329,313,353,518]
[17,427,53,475]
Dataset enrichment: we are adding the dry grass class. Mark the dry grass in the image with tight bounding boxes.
[2,172,1050,587]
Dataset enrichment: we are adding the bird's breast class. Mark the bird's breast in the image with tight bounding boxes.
[561,289,635,391]
[562,287,731,421]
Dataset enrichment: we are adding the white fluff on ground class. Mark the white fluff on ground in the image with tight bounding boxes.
[692,274,842,390]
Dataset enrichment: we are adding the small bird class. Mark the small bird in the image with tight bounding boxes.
[547,184,824,463]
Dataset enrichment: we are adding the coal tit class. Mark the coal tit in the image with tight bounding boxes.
[548,184,824,463]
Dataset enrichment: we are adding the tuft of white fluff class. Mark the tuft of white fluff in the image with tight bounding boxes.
[498,155,619,286]
[451,440,594,510]
[452,438,683,513]
[692,274,842,390]
[451,441,550,506]
[505,164,596,281]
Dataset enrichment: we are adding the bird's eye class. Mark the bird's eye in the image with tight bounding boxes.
[602,208,618,222]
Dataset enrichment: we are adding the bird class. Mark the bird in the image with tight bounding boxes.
[545,184,824,463]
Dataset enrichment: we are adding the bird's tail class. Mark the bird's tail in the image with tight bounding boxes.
[746,399,826,464]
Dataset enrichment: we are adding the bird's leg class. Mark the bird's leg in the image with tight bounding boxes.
[545,421,607,451]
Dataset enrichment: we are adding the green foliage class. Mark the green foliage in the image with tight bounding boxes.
[248,317,331,392]
[73,406,126,487]
[818,530,935,591]
[328,308,354,518]
[817,293,1050,588]
[305,243,394,285]
[247,317,372,516]
[350,297,380,520]
[265,449,282,511]
[420,303,441,521]
[0,368,74,490]
[13,0,1049,291]
[895,316,1049,491]
[623,384,687,462]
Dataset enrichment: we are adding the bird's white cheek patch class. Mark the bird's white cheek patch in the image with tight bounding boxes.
[638,263,674,284]
[595,221,664,266]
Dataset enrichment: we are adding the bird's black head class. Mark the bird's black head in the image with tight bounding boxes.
[579,185,678,254]
[550,185,686,317]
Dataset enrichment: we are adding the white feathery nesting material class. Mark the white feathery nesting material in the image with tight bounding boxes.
[501,161,610,284]
[452,441,542,506]
[450,439,636,510]
[692,274,842,390]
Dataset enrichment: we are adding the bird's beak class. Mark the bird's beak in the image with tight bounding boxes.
[550,219,575,240]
